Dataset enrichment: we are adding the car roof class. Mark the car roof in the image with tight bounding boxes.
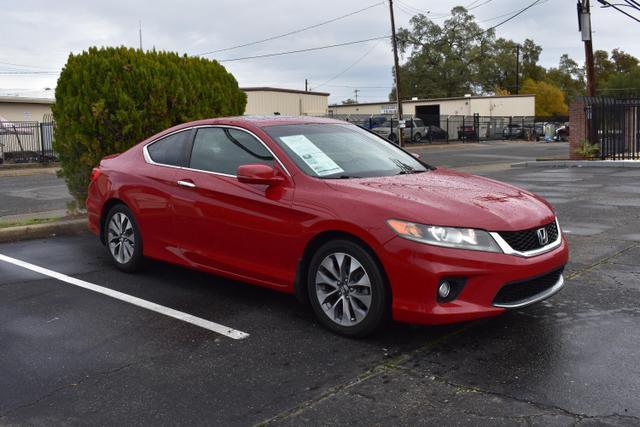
[178,115,347,129]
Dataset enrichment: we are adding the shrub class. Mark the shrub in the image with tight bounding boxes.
[53,46,246,205]
[575,139,600,159]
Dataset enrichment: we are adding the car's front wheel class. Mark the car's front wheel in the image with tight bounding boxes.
[105,204,143,272]
[307,239,389,337]
[413,132,422,142]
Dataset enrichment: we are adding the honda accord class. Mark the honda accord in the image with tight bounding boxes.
[87,116,568,337]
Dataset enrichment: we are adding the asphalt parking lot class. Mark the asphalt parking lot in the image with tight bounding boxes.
[2,142,640,425]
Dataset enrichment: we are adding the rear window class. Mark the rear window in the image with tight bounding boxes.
[147,130,190,167]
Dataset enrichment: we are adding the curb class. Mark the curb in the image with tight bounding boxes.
[511,160,640,168]
[0,218,88,244]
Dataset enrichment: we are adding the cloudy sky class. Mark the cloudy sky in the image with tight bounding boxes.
[0,0,637,104]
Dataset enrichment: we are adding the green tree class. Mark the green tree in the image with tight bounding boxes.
[545,54,585,104]
[393,8,545,99]
[394,7,494,99]
[53,46,246,205]
[520,39,545,81]
[521,78,568,116]
[595,50,615,86]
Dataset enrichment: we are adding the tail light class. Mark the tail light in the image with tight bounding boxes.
[90,167,101,182]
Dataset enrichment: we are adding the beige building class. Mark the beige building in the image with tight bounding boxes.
[0,96,54,122]
[0,87,330,121]
[243,87,329,116]
[329,94,535,118]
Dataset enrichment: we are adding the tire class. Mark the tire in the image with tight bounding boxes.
[388,132,397,142]
[413,132,422,143]
[307,239,389,337]
[105,204,144,272]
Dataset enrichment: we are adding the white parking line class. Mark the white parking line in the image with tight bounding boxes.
[0,253,249,340]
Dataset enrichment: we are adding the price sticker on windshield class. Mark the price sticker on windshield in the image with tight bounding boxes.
[279,135,344,177]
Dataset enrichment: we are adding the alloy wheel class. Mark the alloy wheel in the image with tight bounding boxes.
[315,252,372,327]
[108,212,135,264]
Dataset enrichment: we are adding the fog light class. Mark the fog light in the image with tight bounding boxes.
[438,281,451,299]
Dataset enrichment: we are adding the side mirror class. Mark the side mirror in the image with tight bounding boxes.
[411,152,421,159]
[237,164,284,186]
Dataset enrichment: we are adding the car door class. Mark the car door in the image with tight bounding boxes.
[171,126,296,287]
[130,129,192,262]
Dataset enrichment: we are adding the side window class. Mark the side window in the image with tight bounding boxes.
[189,128,274,175]
[147,131,190,166]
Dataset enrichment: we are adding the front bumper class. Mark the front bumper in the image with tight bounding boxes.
[381,234,569,325]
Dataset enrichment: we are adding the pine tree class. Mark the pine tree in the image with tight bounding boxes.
[52,46,246,205]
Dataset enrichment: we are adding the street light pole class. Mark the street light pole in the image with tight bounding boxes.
[389,0,404,146]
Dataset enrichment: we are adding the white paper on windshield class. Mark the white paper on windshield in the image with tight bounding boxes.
[279,135,344,176]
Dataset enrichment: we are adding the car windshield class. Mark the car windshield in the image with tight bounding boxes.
[264,123,430,179]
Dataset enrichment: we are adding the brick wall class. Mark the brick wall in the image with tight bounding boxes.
[569,99,586,159]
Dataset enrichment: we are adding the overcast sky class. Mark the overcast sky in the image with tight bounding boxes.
[0,0,637,104]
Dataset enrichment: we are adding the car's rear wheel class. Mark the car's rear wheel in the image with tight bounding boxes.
[307,239,388,337]
[413,132,422,142]
[105,204,143,272]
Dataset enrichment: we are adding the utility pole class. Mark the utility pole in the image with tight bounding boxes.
[578,0,596,96]
[515,44,520,95]
[305,79,308,92]
[139,21,143,51]
[389,0,404,146]
[354,89,360,103]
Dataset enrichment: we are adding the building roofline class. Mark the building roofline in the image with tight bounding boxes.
[329,94,534,108]
[0,96,55,105]
[242,87,330,97]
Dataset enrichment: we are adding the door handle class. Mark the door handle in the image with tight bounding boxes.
[177,180,196,188]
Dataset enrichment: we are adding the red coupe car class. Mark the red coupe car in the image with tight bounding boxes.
[87,116,568,337]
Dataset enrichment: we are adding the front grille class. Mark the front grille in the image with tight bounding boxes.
[493,268,564,306]
[498,221,558,252]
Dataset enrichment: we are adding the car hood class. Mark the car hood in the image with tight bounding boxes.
[324,168,555,231]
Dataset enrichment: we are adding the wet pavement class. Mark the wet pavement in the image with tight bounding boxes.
[2,143,640,426]
[0,173,72,220]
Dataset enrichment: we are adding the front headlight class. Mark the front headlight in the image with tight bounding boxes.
[387,219,503,253]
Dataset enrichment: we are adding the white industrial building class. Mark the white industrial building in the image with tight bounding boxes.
[329,94,535,118]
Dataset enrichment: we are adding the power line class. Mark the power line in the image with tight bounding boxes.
[0,71,59,75]
[312,39,385,90]
[0,61,58,71]
[326,0,545,92]
[395,0,494,19]
[196,1,385,56]
[216,35,389,62]
[596,0,640,22]
[326,84,393,88]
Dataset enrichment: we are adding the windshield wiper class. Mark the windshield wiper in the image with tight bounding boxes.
[396,169,426,175]
[323,175,362,179]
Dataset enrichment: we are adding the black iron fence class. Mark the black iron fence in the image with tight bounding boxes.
[585,97,640,160]
[0,116,56,164]
[327,113,568,144]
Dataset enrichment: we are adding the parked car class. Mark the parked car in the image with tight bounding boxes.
[87,116,568,337]
[457,125,477,141]
[425,125,448,141]
[371,117,427,143]
[503,124,526,139]
[360,116,387,130]
[555,125,569,142]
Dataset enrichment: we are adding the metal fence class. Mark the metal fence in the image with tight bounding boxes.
[327,113,568,144]
[585,97,640,160]
[0,116,56,164]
